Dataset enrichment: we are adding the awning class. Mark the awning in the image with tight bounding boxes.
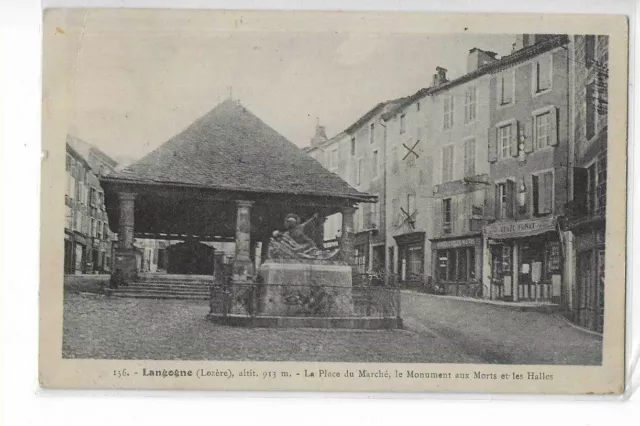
[483,216,556,240]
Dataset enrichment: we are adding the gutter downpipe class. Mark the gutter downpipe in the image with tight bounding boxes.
[379,115,389,286]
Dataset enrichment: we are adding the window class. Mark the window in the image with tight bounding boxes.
[391,197,399,226]
[90,218,97,238]
[498,124,511,159]
[532,171,553,215]
[371,198,380,227]
[350,137,356,156]
[596,153,607,216]
[585,35,596,68]
[65,206,73,230]
[370,123,375,143]
[96,220,102,239]
[586,82,596,140]
[66,171,76,200]
[496,180,514,219]
[400,114,406,133]
[472,190,485,216]
[442,145,454,183]
[463,139,476,177]
[534,55,552,93]
[407,193,416,215]
[74,212,83,232]
[103,222,109,240]
[356,206,364,231]
[500,71,514,105]
[464,86,477,123]
[372,150,379,178]
[329,148,339,170]
[442,198,452,234]
[587,153,607,216]
[443,95,454,129]
[356,158,364,185]
[534,112,551,150]
[437,248,476,282]
[391,145,399,174]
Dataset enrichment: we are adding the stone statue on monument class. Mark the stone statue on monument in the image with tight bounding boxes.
[267,213,341,262]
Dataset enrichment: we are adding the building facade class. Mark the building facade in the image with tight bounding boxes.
[566,35,609,333]
[483,35,571,304]
[64,138,117,275]
[427,59,493,297]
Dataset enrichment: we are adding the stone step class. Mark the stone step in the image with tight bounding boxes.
[128,282,213,290]
[115,286,211,295]
[110,292,209,301]
[136,274,213,283]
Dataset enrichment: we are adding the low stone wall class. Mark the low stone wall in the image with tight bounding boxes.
[207,314,403,330]
[64,274,111,294]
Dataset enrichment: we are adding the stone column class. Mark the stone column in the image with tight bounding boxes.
[260,236,270,265]
[113,191,137,285]
[232,200,254,282]
[340,206,356,266]
[314,216,326,249]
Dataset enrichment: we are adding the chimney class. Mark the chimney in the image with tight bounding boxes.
[432,66,448,87]
[467,48,498,72]
[514,34,534,52]
[310,121,328,147]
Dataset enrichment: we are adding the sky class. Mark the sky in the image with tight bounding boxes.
[66,10,516,166]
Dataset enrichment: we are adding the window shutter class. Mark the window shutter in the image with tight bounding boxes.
[431,200,440,237]
[532,175,540,215]
[494,184,500,219]
[488,127,497,163]
[450,197,457,234]
[506,180,515,218]
[510,122,519,157]
[549,106,558,146]
[573,168,588,217]
[524,119,534,153]
[542,172,553,213]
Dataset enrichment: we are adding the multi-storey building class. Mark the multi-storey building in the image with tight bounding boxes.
[483,34,571,304]
[566,35,609,333]
[64,137,117,275]
[381,86,431,283]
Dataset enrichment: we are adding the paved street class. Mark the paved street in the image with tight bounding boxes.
[401,292,602,365]
[62,291,601,365]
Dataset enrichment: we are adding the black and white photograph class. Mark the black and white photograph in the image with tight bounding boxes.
[39,9,628,393]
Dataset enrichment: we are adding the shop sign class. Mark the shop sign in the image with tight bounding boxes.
[483,217,556,240]
[433,237,478,250]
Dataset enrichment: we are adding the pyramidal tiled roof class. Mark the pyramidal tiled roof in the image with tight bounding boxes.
[107,99,372,201]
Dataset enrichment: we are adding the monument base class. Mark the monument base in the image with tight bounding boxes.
[258,261,353,316]
[112,249,138,286]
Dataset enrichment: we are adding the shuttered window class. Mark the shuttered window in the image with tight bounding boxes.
[535,55,552,92]
[443,96,454,129]
[463,139,476,177]
[586,82,596,140]
[496,180,514,219]
[442,198,452,234]
[596,153,607,216]
[534,112,551,149]
[500,71,514,105]
[533,171,553,215]
[498,124,511,159]
[464,85,477,123]
[442,145,454,182]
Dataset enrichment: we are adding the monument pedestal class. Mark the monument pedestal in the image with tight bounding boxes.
[258,261,353,316]
[112,249,138,286]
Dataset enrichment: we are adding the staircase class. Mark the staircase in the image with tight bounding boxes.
[109,273,213,301]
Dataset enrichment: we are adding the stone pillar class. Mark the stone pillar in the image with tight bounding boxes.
[260,236,270,265]
[340,206,356,266]
[315,216,326,249]
[113,191,137,285]
[233,200,254,282]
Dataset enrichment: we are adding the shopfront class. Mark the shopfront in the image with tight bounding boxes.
[431,236,482,297]
[393,232,425,284]
[573,225,605,333]
[484,217,563,303]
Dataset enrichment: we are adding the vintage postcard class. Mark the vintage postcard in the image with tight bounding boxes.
[40,8,628,394]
